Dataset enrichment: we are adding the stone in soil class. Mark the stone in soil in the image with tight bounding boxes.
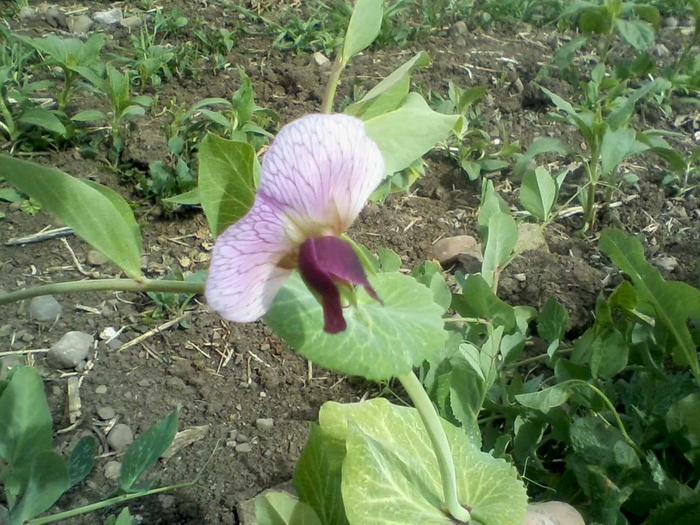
[93,8,123,25]
[29,295,62,321]
[255,418,274,431]
[235,443,253,453]
[431,235,480,266]
[95,384,108,394]
[97,406,116,420]
[47,331,93,369]
[67,14,92,34]
[107,424,134,451]
[87,249,108,266]
[104,461,121,480]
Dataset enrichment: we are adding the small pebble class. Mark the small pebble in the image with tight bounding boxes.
[95,384,108,394]
[313,51,330,67]
[29,295,62,322]
[255,418,274,431]
[235,443,253,453]
[236,433,250,444]
[93,8,123,25]
[138,378,151,387]
[67,14,92,34]
[47,331,93,369]
[87,250,108,266]
[104,461,121,480]
[97,406,116,420]
[431,235,480,266]
[450,20,468,36]
[259,391,267,398]
[107,424,134,452]
[0,324,12,338]
[120,15,142,29]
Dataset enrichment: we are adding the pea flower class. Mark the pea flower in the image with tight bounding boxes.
[206,114,385,334]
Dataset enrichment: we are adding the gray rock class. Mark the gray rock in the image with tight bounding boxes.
[29,295,62,321]
[95,384,108,394]
[255,418,274,431]
[93,8,123,25]
[120,16,143,29]
[236,433,250,443]
[44,6,66,28]
[313,52,330,67]
[18,6,36,20]
[235,443,253,453]
[104,461,121,480]
[107,424,134,451]
[67,14,92,34]
[664,16,678,28]
[47,331,93,369]
[97,406,116,420]
[450,20,468,36]
[0,324,12,338]
[86,250,108,266]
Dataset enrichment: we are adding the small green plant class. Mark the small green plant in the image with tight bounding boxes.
[0,365,198,525]
[72,65,152,163]
[129,26,176,91]
[21,34,106,112]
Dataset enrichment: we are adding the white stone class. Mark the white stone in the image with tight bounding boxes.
[47,331,93,369]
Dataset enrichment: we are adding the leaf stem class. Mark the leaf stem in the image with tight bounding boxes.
[0,278,204,306]
[397,371,471,523]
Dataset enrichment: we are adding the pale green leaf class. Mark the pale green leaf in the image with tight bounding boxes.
[615,19,655,51]
[481,212,517,287]
[198,134,256,237]
[266,272,447,381]
[0,155,143,278]
[600,127,646,177]
[513,137,570,178]
[342,0,383,63]
[8,450,69,524]
[256,492,322,525]
[365,93,459,174]
[520,166,557,221]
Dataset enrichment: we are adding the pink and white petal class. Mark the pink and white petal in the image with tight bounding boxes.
[259,114,385,235]
[205,196,294,322]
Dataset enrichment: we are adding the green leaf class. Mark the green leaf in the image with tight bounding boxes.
[341,0,383,63]
[513,137,570,178]
[0,155,143,278]
[67,436,97,488]
[607,79,667,130]
[599,229,700,382]
[365,93,459,174]
[478,179,510,239]
[411,261,451,312]
[266,272,447,381]
[255,492,322,525]
[8,450,69,525]
[320,399,527,525]
[0,188,22,203]
[71,110,106,123]
[666,392,700,467]
[644,493,700,525]
[18,108,67,137]
[452,274,516,331]
[578,6,612,34]
[294,425,348,525]
[345,52,430,120]
[516,381,576,412]
[163,187,201,206]
[119,408,179,492]
[615,19,655,51]
[481,212,517,287]
[0,367,54,492]
[113,507,136,525]
[600,127,646,177]
[538,298,570,344]
[198,134,256,237]
[520,166,557,221]
[570,415,640,469]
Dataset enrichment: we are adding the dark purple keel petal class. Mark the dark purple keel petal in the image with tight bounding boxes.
[298,236,381,334]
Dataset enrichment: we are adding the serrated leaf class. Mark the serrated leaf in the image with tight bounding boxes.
[0,155,143,278]
[599,229,700,383]
[320,399,527,525]
[198,134,256,237]
[119,409,179,492]
[266,272,447,381]
[341,0,383,63]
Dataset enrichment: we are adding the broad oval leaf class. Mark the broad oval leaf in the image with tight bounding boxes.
[615,19,654,51]
[0,155,143,278]
[8,450,69,524]
[198,134,257,237]
[600,127,646,176]
[481,212,517,287]
[320,399,527,525]
[119,408,179,492]
[256,491,322,525]
[365,93,459,175]
[266,272,447,381]
[345,52,430,120]
[341,0,383,63]
[520,166,557,221]
[515,381,576,412]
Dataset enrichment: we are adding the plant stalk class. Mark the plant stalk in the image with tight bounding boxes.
[321,56,346,114]
[0,278,204,306]
[397,371,471,523]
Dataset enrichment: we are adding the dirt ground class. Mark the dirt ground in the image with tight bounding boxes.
[0,2,698,523]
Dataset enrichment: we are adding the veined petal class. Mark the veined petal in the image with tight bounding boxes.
[205,196,294,322]
[259,114,385,238]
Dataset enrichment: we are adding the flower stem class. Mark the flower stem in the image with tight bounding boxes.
[397,371,471,523]
[0,278,204,306]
